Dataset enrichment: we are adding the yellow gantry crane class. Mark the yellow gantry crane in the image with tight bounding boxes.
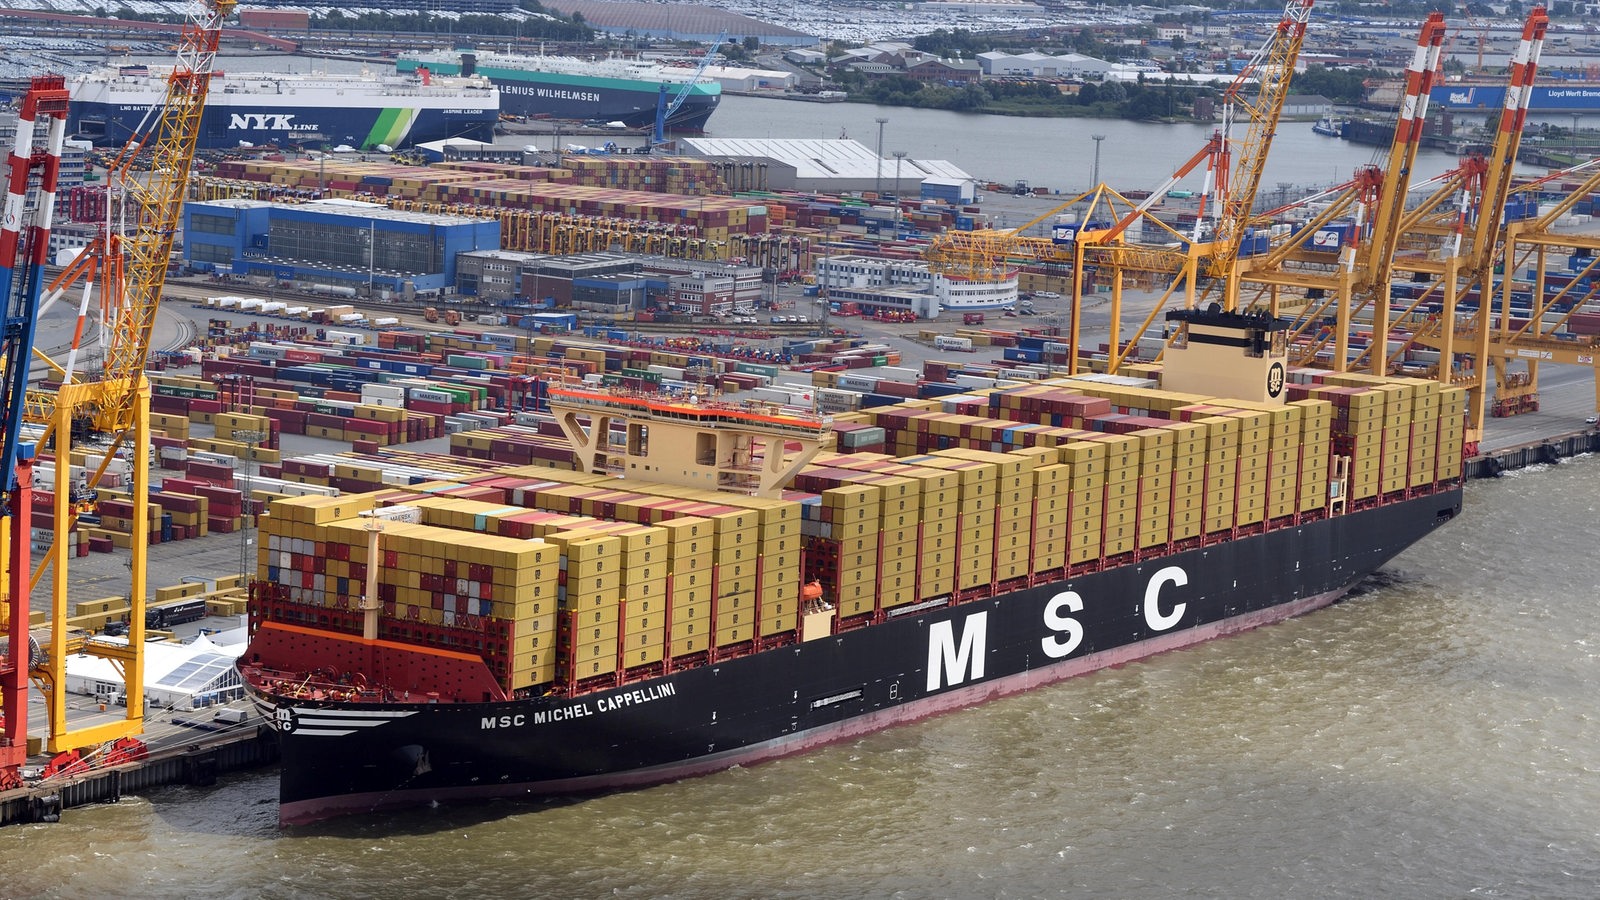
[24,0,235,753]
[1490,159,1600,421]
[923,0,1315,375]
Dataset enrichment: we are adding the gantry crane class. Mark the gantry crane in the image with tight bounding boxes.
[1373,7,1548,449]
[1202,0,1315,313]
[22,0,235,755]
[923,0,1315,375]
[0,77,71,792]
[1486,156,1600,419]
[1232,12,1449,371]
[1073,0,1314,374]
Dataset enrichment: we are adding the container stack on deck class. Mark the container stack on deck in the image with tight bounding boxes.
[256,468,814,691]
[251,364,1468,697]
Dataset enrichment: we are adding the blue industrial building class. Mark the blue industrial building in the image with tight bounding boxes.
[183,198,500,299]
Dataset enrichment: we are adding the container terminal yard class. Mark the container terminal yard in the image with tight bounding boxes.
[4,3,1600,825]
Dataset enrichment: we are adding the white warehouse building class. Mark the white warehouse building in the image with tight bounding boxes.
[976,51,1118,79]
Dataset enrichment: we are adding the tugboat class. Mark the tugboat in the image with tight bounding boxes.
[1312,115,1343,137]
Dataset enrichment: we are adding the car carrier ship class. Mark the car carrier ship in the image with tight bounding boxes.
[66,65,500,151]
[394,49,721,131]
[239,308,1465,826]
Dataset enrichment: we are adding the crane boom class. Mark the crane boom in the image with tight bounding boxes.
[1212,0,1314,309]
[101,0,235,433]
[652,33,725,146]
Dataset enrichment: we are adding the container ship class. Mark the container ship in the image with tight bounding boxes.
[239,308,1465,826]
[66,65,500,151]
[395,50,721,131]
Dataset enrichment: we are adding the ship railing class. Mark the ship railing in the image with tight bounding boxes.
[551,387,829,436]
[241,664,392,703]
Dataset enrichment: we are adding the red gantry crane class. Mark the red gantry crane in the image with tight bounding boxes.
[0,77,72,792]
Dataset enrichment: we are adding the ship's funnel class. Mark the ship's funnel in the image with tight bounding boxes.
[459,52,476,77]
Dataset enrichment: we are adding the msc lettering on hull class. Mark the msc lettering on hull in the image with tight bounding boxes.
[927,565,1192,691]
[480,683,677,729]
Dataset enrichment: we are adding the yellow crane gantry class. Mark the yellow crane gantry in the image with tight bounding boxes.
[923,0,1315,375]
[25,0,235,753]
[1440,153,1600,422]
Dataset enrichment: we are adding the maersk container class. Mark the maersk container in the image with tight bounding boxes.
[817,388,862,412]
[836,374,880,392]
[409,388,455,405]
[248,342,288,360]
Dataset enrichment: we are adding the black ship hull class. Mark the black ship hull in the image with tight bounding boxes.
[249,488,1461,826]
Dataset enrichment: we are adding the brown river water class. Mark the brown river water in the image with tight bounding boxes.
[3,455,1598,898]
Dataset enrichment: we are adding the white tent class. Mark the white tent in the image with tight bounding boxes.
[64,635,246,711]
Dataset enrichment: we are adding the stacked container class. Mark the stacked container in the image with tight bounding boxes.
[255,368,1470,696]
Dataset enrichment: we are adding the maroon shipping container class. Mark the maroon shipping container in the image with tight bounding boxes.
[151,395,190,415]
[185,460,236,486]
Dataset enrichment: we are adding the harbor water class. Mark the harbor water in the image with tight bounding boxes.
[699,94,1505,195]
[156,51,1507,195]
[3,455,1598,898]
